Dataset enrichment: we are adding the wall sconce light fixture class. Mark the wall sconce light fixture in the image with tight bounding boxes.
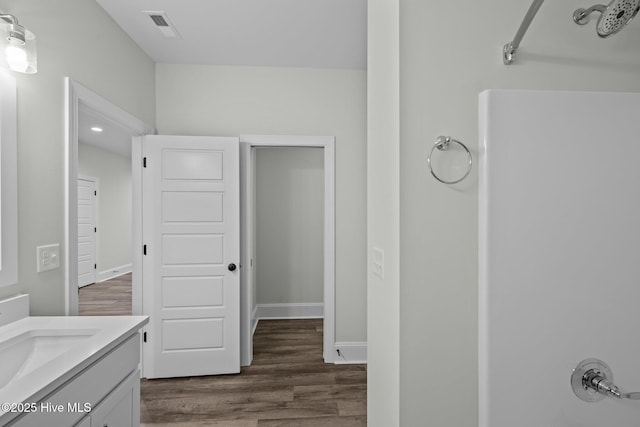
[0,14,36,74]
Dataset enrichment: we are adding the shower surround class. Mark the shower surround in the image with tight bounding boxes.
[479,90,640,427]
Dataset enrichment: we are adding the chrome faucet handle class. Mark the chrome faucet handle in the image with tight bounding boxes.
[621,392,640,400]
[586,369,621,398]
[596,382,640,400]
[572,358,640,402]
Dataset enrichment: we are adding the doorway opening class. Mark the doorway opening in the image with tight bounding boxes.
[240,135,336,365]
[64,78,154,316]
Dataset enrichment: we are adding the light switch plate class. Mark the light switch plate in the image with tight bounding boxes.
[36,244,60,273]
[372,247,384,279]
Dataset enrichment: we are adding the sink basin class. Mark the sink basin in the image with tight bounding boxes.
[0,329,97,389]
[0,315,148,425]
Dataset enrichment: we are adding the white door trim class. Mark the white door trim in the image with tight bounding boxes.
[239,134,336,364]
[64,78,154,315]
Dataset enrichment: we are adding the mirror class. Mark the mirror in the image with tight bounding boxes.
[0,70,17,287]
[65,78,153,314]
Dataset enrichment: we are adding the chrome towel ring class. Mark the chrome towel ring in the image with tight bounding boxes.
[427,136,472,184]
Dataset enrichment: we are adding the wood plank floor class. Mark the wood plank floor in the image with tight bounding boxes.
[78,275,367,426]
[78,273,132,316]
[141,319,367,426]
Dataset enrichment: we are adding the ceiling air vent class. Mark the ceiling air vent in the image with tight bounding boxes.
[143,11,181,39]
[149,14,169,27]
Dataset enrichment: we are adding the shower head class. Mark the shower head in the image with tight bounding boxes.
[573,0,640,37]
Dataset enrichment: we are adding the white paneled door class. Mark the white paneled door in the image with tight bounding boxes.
[77,177,97,287]
[142,135,240,378]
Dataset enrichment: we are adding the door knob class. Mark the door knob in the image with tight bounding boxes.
[228,263,237,272]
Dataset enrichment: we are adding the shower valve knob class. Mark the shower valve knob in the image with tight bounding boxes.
[572,358,640,402]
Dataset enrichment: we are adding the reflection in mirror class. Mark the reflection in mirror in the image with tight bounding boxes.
[77,102,135,316]
[0,70,17,288]
[65,79,153,316]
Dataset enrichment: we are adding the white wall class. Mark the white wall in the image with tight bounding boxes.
[0,0,155,314]
[156,64,367,342]
[255,147,324,305]
[78,143,132,275]
[393,0,640,425]
[367,0,400,425]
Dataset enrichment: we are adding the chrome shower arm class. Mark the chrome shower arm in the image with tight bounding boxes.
[503,0,545,65]
[573,4,607,24]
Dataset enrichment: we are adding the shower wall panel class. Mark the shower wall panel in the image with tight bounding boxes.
[479,90,640,427]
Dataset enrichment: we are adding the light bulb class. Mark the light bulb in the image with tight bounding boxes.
[0,25,37,74]
[6,43,28,73]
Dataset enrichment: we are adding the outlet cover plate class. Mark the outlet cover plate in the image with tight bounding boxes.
[37,244,60,273]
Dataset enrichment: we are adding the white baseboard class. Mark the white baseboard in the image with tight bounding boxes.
[332,342,367,364]
[97,263,132,283]
[256,303,324,320]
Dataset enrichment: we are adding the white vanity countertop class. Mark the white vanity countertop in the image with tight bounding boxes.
[0,315,148,420]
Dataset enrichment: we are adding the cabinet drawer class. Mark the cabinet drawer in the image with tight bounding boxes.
[10,333,139,427]
[90,370,140,427]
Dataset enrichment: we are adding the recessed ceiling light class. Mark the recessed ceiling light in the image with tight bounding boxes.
[91,127,103,132]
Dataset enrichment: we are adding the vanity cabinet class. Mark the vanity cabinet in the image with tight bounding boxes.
[89,370,139,427]
[9,333,141,427]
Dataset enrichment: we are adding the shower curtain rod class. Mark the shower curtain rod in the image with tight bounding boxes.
[504,0,545,65]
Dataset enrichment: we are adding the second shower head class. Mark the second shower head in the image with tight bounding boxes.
[574,0,640,37]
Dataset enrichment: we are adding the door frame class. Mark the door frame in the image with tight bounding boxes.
[64,78,155,315]
[239,134,336,364]
[77,175,99,287]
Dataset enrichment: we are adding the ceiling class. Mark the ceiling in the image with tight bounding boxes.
[79,104,135,159]
[95,0,367,70]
